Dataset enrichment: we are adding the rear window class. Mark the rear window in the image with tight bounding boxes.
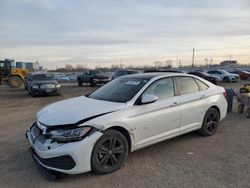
[175,77,199,95]
[195,78,209,91]
[32,74,54,81]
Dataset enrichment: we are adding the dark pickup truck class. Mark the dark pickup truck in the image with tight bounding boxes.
[77,70,110,87]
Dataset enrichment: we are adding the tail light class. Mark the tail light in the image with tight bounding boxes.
[223,91,227,98]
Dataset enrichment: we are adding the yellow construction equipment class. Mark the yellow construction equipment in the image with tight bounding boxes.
[0,60,28,88]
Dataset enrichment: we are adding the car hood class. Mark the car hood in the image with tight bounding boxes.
[227,73,239,77]
[37,96,126,127]
[95,74,109,78]
[33,80,57,85]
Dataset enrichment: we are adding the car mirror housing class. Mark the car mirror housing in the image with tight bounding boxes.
[140,94,158,104]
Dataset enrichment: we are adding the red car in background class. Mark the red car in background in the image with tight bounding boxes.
[230,70,250,80]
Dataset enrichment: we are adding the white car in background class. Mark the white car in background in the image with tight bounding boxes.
[207,70,239,82]
[26,73,227,179]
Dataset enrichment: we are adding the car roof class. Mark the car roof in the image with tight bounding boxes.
[30,72,49,75]
[119,72,187,80]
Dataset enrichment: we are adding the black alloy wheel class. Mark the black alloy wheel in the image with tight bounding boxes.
[198,108,220,136]
[91,130,128,174]
[90,79,96,87]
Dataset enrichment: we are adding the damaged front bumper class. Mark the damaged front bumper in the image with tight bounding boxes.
[25,123,103,174]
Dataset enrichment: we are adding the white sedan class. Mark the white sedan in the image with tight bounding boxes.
[26,73,228,179]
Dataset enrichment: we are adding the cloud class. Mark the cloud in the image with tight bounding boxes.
[0,0,250,67]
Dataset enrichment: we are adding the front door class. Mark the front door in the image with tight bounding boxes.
[126,77,181,150]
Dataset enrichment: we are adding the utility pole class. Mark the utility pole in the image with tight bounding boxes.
[120,58,123,69]
[230,53,232,60]
[192,48,195,67]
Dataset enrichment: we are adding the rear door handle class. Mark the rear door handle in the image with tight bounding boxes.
[170,102,178,107]
[200,95,207,99]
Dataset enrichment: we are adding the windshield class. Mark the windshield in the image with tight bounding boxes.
[33,74,54,81]
[242,70,250,73]
[90,70,103,74]
[88,77,149,103]
[127,70,140,74]
[220,70,229,74]
[201,72,212,76]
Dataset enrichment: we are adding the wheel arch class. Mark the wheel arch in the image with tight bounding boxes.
[106,126,132,152]
[209,105,221,119]
[8,74,24,80]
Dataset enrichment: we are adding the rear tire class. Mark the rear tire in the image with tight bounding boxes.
[91,130,128,174]
[90,79,96,87]
[198,108,220,136]
[8,76,23,88]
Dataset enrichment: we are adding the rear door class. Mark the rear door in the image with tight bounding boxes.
[174,76,209,132]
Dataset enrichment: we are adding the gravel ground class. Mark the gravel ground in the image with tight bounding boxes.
[0,82,249,188]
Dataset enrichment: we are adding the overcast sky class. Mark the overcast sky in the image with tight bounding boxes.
[0,0,250,68]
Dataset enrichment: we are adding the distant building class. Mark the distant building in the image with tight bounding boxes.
[220,60,237,66]
[3,59,40,71]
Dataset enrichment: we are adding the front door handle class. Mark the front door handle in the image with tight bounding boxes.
[170,102,178,107]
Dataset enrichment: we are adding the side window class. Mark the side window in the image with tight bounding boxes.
[208,70,218,74]
[195,78,209,91]
[175,77,199,95]
[143,77,174,100]
[118,71,127,77]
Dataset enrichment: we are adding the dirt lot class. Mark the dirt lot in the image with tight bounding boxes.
[0,82,250,188]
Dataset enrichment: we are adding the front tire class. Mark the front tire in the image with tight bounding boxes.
[8,76,23,88]
[91,129,128,174]
[78,81,82,86]
[198,108,220,136]
[223,77,230,83]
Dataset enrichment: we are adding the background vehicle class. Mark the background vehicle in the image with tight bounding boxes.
[230,70,250,80]
[77,70,110,87]
[188,71,221,84]
[0,59,28,88]
[207,70,239,83]
[144,69,185,73]
[112,69,141,80]
[26,73,227,179]
[26,73,61,97]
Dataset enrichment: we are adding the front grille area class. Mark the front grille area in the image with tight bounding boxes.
[30,148,76,170]
[40,84,56,89]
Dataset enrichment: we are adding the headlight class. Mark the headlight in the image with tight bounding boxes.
[49,127,92,142]
[56,84,61,88]
[32,85,39,89]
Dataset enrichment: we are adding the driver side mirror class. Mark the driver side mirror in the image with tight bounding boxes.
[140,94,158,104]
